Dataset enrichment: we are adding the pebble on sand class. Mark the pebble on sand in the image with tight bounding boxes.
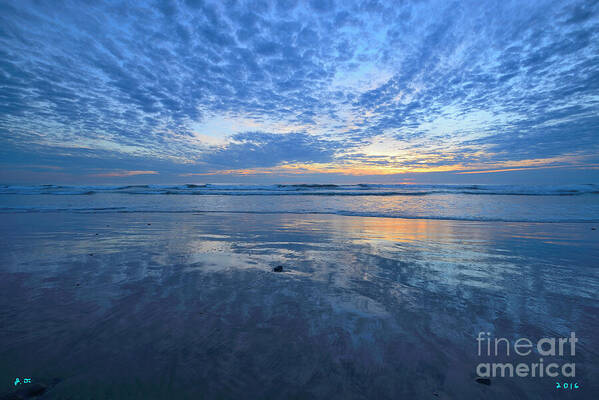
[475,377,491,386]
[23,383,47,397]
[3,383,48,399]
[273,265,283,272]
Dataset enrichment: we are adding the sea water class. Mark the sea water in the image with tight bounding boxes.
[1,183,598,222]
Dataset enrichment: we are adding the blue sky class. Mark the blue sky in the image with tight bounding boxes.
[1,0,598,184]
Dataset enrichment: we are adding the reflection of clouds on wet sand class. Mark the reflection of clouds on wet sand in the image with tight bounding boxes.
[0,213,597,399]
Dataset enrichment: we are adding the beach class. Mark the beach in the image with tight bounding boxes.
[1,211,597,399]
[3,0,599,397]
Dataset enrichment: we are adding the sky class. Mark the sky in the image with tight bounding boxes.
[1,0,598,184]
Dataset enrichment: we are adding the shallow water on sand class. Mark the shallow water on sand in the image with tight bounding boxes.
[0,213,598,399]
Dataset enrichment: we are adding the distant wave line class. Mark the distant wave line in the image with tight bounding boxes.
[1,184,597,196]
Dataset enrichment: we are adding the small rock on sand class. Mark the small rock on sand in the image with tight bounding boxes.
[475,377,491,386]
[2,383,48,399]
[23,383,47,397]
[273,265,283,272]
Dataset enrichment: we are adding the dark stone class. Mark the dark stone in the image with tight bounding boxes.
[1,383,48,399]
[475,377,491,386]
[22,383,47,397]
[95,233,99,235]
[592,227,596,230]
[89,253,93,256]
[147,223,151,225]
[273,265,283,272]
[75,283,80,286]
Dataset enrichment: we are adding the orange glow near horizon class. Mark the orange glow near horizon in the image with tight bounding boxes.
[179,156,594,178]
[180,163,468,177]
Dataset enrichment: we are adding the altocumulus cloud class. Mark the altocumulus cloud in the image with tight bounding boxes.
[201,132,340,169]
[0,0,598,181]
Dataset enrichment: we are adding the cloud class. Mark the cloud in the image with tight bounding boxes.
[91,170,159,177]
[201,132,342,169]
[0,0,597,182]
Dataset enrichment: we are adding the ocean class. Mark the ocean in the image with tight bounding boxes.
[1,183,599,222]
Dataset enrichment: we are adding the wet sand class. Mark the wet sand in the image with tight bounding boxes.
[0,212,598,399]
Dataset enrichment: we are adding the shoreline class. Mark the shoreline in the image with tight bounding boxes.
[1,209,599,224]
